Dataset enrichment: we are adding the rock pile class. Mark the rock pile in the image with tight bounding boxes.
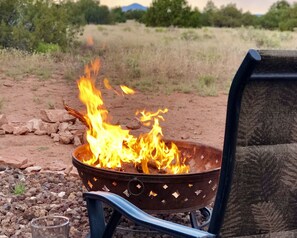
[0,110,86,146]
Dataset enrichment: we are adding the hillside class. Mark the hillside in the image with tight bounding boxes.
[122,3,147,12]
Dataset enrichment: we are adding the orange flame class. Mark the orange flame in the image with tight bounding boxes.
[120,85,135,95]
[77,58,189,174]
[87,36,94,46]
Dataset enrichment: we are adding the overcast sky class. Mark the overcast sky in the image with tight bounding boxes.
[100,0,297,14]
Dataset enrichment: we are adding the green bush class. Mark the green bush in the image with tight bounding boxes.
[0,0,81,52]
[36,42,61,53]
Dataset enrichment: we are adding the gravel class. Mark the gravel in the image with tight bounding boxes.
[0,167,205,238]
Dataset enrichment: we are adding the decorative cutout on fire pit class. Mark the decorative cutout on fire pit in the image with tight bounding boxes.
[188,184,193,187]
[201,155,204,160]
[184,198,189,202]
[93,177,98,182]
[87,180,93,189]
[136,184,142,189]
[102,185,110,192]
[161,200,166,204]
[163,184,168,189]
[212,184,217,191]
[172,191,180,198]
[112,181,117,186]
[149,191,158,198]
[128,177,145,196]
[203,195,207,199]
[195,190,202,196]
[208,180,212,184]
[123,189,130,197]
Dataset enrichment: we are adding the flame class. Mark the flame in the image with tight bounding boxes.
[120,85,135,95]
[77,58,189,174]
[87,36,94,46]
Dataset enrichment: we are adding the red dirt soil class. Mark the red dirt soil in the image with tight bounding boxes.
[0,74,227,172]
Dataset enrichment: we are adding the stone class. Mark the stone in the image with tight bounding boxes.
[73,136,82,146]
[40,109,75,123]
[26,118,43,132]
[34,129,47,136]
[64,166,73,176]
[126,119,141,130]
[41,122,59,135]
[53,134,60,142]
[59,131,74,144]
[3,82,13,87]
[25,166,42,173]
[0,114,8,127]
[58,191,66,198]
[1,124,14,134]
[13,126,29,135]
[58,122,69,133]
[0,129,5,135]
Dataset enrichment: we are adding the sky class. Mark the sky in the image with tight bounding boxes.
[100,0,297,14]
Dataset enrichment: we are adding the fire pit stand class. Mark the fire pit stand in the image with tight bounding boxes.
[73,140,222,230]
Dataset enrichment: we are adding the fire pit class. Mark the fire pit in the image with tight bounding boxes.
[67,58,222,215]
[73,140,222,213]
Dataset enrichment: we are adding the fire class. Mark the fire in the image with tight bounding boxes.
[77,59,189,174]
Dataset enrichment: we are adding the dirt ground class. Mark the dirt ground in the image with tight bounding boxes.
[0,74,228,172]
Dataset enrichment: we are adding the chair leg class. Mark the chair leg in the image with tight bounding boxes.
[85,198,106,238]
[190,207,212,229]
[103,210,122,238]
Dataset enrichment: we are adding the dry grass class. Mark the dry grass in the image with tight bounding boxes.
[79,21,297,95]
[1,21,297,96]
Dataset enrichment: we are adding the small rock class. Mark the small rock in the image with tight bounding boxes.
[68,192,76,200]
[58,122,69,133]
[3,82,13,87]
[13,126,29,135]
[181,134,190,140]
[41,122,59,135]
[126,119,141,130]
[1,124,14,134]
[40,109,75,123]
[53,133,60,142]
[25,166,42,173]
[34,129,47,136]
[64,165,73,176]
[59,131,74,144]
[16,158,28,169]
[0,129,5,135]
[73,136,82,146]
[0,114,8,127]
[26,118,43,132]
[58,191,66,198]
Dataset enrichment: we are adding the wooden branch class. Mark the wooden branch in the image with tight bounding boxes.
[63,101,90,128]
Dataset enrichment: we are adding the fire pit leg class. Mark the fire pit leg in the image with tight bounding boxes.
[190,207,212,229]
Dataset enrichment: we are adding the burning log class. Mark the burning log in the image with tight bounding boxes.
[63,101,89,128]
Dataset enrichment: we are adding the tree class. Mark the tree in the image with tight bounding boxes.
[260,0,290,29]
[213,4,243,28]
[200,0,218,26]
[144,0,192,27]
[110,7,126,23]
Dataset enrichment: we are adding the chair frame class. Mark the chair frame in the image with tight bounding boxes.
[83,49,264,237]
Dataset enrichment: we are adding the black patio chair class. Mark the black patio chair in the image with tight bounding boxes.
[83,49,297,237]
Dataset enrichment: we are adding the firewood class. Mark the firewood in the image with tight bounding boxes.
[63,101,90,128]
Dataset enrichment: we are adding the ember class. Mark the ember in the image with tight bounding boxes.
[67,59,189,174]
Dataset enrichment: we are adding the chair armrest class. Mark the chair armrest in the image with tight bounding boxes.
[84,191,215,238]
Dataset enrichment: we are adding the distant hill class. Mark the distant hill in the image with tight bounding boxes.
[121,3,147,12]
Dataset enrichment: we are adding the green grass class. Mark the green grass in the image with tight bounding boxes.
[13,182,26,195]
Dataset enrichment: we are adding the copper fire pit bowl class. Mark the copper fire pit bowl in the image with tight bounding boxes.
[73,140,222,213]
